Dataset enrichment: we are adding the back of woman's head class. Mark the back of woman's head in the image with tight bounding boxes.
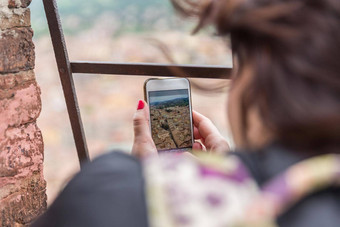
[172,0,340,153]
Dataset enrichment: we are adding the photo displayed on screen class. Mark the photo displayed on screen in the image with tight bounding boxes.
[149,89,192,151]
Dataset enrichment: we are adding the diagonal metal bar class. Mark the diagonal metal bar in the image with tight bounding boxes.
[43,0,90,167]
[71,61,232,79]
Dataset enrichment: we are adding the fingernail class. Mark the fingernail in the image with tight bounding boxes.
[137,100,145,110]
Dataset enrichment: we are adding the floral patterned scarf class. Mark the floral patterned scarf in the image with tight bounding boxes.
[143,152,340,227]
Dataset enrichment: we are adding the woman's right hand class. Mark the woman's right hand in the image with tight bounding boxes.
[192,111,230,154]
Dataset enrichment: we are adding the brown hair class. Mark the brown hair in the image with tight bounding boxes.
[171,0,340,153]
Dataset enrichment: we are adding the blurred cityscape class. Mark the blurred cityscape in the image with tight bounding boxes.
[30,0,233,204]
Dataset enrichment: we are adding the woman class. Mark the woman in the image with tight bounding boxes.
[33,0,340,226]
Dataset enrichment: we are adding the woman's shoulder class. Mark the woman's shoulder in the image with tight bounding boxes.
[230,143,306,186]
[231,144,340,227]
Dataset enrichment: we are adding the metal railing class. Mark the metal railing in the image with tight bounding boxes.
[43,0,232,167]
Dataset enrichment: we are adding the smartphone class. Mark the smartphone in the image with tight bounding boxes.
[144,78,194,152]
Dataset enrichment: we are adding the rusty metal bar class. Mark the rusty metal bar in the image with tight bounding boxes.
[71,61,232,79]
[43,0,90,167]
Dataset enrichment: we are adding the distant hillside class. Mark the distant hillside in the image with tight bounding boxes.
[151,98,189,108]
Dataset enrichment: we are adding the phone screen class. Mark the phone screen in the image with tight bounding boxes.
[149,89,193,151]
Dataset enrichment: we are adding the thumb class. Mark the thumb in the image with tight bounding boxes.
[132,100,157,157]
[133,100,151,138]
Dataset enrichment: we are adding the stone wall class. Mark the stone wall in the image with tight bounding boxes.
[0,0,47,226]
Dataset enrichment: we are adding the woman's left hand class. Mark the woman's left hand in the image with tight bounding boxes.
[132,100,157,158]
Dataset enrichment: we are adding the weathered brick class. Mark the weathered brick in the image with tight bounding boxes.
[0,70,35,89]
[0,182,17,200]
[0,8,30,30]
[0,27,35,73]
[8,0,32,8]
[0,122,43,178]
[0,0,46,225]
[0,80,41,142]
[0,172,47,226]
[0,122,45,225]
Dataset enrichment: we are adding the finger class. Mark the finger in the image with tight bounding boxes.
[192,110,219,138]
[193,126,202,140]
[192,142,203,150]
[193,111,229,153]
[192,110,208,127]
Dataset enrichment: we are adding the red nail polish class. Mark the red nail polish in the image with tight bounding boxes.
[137,100,145,110]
